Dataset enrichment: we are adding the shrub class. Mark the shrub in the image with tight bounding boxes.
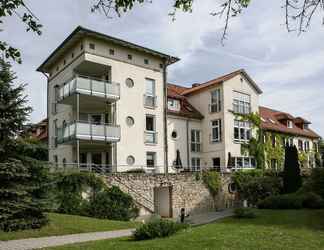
[232,170,282,206]
[233,208,256,219]
[258,194,303,209]
[202,171,221,196]
[86,186,139,221]
[303,168,324,199]
[300,192,324,209]
[133,219,188,240]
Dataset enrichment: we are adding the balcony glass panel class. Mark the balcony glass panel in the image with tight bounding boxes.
[57,76,120,102]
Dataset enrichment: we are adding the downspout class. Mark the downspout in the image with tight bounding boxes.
[163,59,169,175]
[42,72,50,162]
[186,119,190,169]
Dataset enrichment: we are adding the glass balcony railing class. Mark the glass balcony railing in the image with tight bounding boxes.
[57,121,121,143]
[57,76,120,102]
[144,131,158,144]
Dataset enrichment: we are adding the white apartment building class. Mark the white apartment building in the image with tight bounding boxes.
[38,27,320,173]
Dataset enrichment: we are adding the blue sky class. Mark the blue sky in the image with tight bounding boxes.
[2,0,324,137]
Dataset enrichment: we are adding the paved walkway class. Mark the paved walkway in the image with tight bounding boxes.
[0,229,134,250]
[186,209,234,226]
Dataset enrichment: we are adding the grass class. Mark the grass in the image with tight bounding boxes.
[0,213,138,241]
[47,209,324,250]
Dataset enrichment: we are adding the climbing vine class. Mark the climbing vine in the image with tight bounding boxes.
[263,132,285,170]
[202,171,221,196]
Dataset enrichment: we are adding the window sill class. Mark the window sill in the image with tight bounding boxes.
[145,142,158,146]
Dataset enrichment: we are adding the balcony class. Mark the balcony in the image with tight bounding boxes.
[57,121,121,143]
[144,131,158,144]
[144,94,157,109]
[57,76,120,104]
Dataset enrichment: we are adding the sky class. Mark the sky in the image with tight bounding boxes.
[2,0,324,137]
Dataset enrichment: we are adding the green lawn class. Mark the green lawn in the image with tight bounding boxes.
[47,210,324,250]
[0,213,138,241]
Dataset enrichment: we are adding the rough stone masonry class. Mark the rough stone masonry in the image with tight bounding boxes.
[105,172,236,218]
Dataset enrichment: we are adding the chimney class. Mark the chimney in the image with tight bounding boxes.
[192,83,200,88]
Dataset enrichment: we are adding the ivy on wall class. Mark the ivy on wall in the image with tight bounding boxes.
[263,132,285,170]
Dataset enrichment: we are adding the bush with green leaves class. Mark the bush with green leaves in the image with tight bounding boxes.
[133,219,188,240]
[233,208,256,219]
[301,168,324,199]
[86,186,139,221]
[55,172,138,220]
[202,170,221,196]
[232,170,282,206]
[258,193,303,209]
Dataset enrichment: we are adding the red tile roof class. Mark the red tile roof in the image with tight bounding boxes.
[260,106,320,139]
[167,84,203,120]
[182,69,263,96]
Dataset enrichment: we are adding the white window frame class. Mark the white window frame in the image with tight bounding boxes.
[209,89,221,113]
[211,119,222,143]
[233,91,251,114]
[145,115,157,144]
[234,120,251,143]
[233,157,256,169]
[191,157,201,171]
[287,120,293,128]
[191,129,201,152]
[146,152,156,168]
[168,98,180,111]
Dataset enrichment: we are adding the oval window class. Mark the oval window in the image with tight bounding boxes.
[228,183,237,194]
[126,78,134,88]
[127,155,135,166]
[126,116,135,126]
[171,130,178,139]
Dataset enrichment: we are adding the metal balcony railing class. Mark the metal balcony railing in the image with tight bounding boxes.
[57,75,120,102]
[57,121,121,143]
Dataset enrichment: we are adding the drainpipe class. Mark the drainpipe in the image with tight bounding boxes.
[186,119,190,169]
[163,59,169,175]
[42,72,50,162]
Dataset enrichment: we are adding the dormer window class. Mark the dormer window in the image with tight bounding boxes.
[168,98,180,111]
[303,124,309,130]
[287,120,293,128]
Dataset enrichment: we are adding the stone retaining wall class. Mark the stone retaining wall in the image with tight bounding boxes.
[105,173,236,218]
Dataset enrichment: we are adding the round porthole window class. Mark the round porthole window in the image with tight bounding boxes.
[171,130,178,139]
[126,116,135,126]
[228,182,237,194]
[126,78,134,88]
[127,155,135,166]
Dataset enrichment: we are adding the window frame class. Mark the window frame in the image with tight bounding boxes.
[191,129,201,152]
[146,152,156,168]
[191,157,201,171]
[233,91,251,114]
[211,119,222,143]
[210,89,221,113]
[234,119,251,143]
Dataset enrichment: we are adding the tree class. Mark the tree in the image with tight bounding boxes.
[283,145,302,194]
[0,59,32,160]
[2,0,324,63]
[0,58,48,231]
[320,139,324,168]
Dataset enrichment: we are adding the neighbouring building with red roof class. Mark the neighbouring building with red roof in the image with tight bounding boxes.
[23,118,48,143]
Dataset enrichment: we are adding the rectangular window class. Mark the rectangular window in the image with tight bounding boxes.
[53,155,58,167]
[233,91,251,114]
[127,54,132,60]
[144,78,156,108]
[287,120,293,128]
[304,141,310,152]
[145,115,157,144]
[191,157,201,171]
[271,159,277,169]
[109,49,115,55]
[89,43,95,50]
[210,89,221,113]
[233,157,256,169]
[212,158,221,171]
[298,140,303,151]
[80,153,87,164]
[146,152,156,168]
[211,119,222,143]
[144,59,149,65]
[191,130,201,152]
[168,98,180,111]
[234,120,251,143]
